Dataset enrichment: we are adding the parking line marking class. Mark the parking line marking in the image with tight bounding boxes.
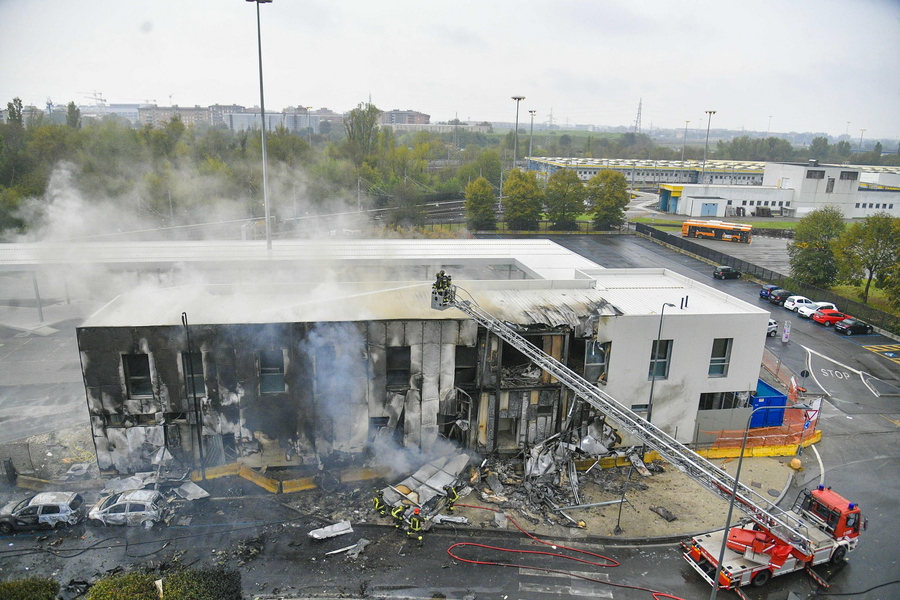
[863,344,900,365]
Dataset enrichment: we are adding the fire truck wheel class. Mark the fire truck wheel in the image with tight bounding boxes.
[751,569,771,587]
[831,545,847,564]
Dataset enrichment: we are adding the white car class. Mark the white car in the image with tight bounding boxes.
[797,301,837,319]
[88,489,170,529]
[783,296,816,312]
[767,319,778,337]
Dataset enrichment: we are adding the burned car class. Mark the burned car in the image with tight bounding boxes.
[88,489,170,529]
[0,492,86,534]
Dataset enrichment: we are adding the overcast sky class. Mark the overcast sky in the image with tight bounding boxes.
[2,0,898,140]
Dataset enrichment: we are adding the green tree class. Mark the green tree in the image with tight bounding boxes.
[586,169,629,230]
[343,102,380,167]
[6,97,24,126]
[544,168,585,229]
[808,136,829,160]
[457,148,501,188]
[833,212,899,303]
[788,206,846,287]
[66,101,81,129]
[464,176,496,230]
[502,168,543,230]
[389,181,425,227]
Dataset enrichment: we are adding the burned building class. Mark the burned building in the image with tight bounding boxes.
[61,240,770,475]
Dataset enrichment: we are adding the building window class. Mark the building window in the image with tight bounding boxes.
[182,352,204,397]
[123,354,152,397]
[259,349,285,394]
[778,201,784,206]
[726,200,732,205]
[764,201,770,206]
[708,338,732,377]
[648,339,672,380]
[585,341,611,384]
[455,346,478,386]
[826,178,835,193]
[876,203,881,209]
[749,200,755,206]
[855,203,860,208]
[839,171,858,180]
[698,391,746,411]
[786,202,791,207]
[386,346,411,389]
[806,170,825,179]
[869,203,874,208]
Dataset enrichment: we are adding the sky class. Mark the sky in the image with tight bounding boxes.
[1,0,899,140]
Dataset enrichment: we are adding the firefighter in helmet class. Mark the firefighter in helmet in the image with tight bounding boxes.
[407,507,424,543]
[391,503,408,529]
[444,484,460,513]
[373,489,386,517]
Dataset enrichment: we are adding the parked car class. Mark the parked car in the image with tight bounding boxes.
[713,266,741,280]
[797,301,838,319]
[759,284,780,300]
[783,295,816,312]
[835,318,874,335]
[768,289,795,306]
[813,308,853,326]
[0,492,85,534]
[767,319,778,337]
[88,489,170,529]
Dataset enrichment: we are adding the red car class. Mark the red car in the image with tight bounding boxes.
[812,308,852,326]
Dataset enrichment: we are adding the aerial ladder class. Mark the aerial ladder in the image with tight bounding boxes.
[430,272,817,557]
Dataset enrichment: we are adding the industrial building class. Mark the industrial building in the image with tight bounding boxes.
[44,239,772,475]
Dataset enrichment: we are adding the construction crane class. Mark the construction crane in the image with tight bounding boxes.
[78,91,106,106]
[429,273,816,555]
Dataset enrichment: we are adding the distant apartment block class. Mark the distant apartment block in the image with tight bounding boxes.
[381,109,430,125]
[138,105,212,128]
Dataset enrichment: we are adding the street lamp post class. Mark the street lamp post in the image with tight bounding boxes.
[857,129,866,158]
[702,110,716,184]
[248,0,273,250]
[647,302,676,426]
[306,106,313,147]
[511,96,525,168]
[708,402,814,600]
[681,120,690,182]
[528,109,537,162]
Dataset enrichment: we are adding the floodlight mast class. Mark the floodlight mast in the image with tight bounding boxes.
[429,271,815,555]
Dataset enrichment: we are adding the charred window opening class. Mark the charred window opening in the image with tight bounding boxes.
[585,340,611,384]
[259,349,285,394]
[369,417,389,438]
[123,354,152,397]
[455,345,478,386]
[386,346,411,390]
[499,335,545,387]
[182,352,204,397]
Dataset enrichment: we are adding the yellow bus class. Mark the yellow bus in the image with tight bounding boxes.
[681,219,752,243]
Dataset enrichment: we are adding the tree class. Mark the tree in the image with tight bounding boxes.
[586,169,629,230]
[464,176,496,230]
[344,102,380,168]
[788,206,846,287]
[6,97,24,126]
[544,168,585,230]
[833,212,899,303]
[388,181,425,227]
[809,137,829,160]
[502,168,543,231]
[66,101,81,129]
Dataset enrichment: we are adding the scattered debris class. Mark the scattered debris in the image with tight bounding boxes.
[308,520,353,540]
[650,505,677,522]
[628,451,652,477]
[325,537,370,559]
[174,481,210,501]
[432,514,468,524]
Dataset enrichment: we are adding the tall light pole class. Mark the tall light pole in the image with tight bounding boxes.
[702,110,716,184]
[528,109,537,162]
[709,402,814,600]
[511,95,525,168]
[647,302,676,426]
[857,128,866,158]
[765,115,772,138]
[681,120,690,181]
[248,0,273,250]
[306,106,313,147]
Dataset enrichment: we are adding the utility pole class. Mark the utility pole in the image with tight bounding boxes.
[528,110,537,162]
[511,96,525,169]
[702,110,717,184]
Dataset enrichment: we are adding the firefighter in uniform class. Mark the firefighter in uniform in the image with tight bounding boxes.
[407,507,424,543]
[373,489,386,517]
[391,503,408,529]
[444,485,460,512]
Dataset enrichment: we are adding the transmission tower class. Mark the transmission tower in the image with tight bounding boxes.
[633,98,642,134]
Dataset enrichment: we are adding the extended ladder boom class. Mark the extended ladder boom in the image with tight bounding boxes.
[431,279,813,555]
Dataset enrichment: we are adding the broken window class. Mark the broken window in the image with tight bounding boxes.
[585,340,611,384]
[123,354,153,398]
[708,338,732,377]
[386,346,411,390]
[826,177,835,193]
[259,349,285,394]
[182,352,204,398]
[648,339,672,380]
[454,345,478,386]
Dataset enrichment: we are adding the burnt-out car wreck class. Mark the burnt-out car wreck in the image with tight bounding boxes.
[77,280,622,476]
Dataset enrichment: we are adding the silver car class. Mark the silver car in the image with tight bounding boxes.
[797,301,837,319]
[0,492,86,533]
[88,489,169,529]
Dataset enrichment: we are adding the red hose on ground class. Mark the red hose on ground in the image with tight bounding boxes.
[447,503,688,600]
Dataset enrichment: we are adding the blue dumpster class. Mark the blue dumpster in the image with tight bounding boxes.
[749,379,787,428]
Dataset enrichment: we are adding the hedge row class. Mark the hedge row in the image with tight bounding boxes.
[0,577,59,600]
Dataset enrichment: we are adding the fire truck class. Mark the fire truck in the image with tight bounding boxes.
[682,485,865,596]
[429,273,865,597]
